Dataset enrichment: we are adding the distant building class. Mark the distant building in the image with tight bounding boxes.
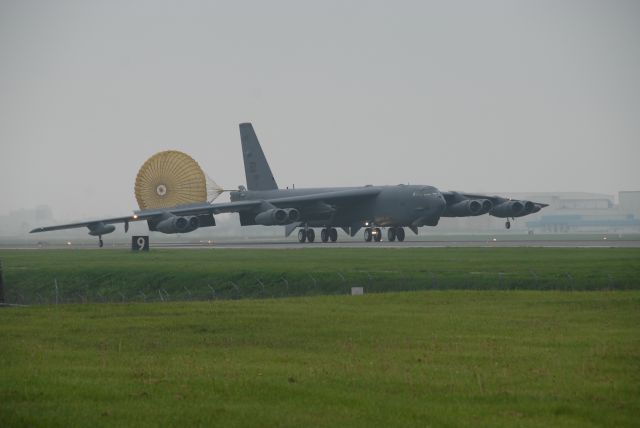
[619,191,640,216]
[525,191,640,233]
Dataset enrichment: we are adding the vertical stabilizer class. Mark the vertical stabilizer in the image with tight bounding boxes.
[239,123,278,191]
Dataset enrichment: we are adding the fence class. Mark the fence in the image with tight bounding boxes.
[2,268,633,306]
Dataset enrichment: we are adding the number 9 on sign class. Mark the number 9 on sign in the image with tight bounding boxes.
[132,236,149,251]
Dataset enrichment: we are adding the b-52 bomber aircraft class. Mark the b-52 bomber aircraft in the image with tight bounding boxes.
[31,123,548,246]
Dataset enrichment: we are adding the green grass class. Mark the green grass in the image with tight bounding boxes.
[1,248,639,304]
[1,291,639,427]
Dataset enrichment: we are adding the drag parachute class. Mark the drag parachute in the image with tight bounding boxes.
[134,150,222,210]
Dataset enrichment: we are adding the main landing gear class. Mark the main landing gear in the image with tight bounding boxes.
[298,227,338,243]
[364,227,405,243]
[364,227,382,242]
[298,228,315,243]
[505,219,513,229]
[386,227,405,242]
[99,236,104,248]
[320,228,338,243]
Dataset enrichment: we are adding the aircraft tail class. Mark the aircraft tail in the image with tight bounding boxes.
[239,123,278,191]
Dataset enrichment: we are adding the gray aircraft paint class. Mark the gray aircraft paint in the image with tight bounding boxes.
[240,123,278,191]
[30,123,548,245]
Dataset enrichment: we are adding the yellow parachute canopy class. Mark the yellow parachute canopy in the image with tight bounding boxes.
[134,150,208,210]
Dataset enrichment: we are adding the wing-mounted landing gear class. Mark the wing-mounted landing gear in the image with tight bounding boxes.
[505,218,513,229]
[98,236,104,248]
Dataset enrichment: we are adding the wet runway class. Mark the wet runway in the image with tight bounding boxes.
[154,239,640,249]
[4,238,639,250]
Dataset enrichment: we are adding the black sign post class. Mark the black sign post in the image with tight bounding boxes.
[131,236,150,251]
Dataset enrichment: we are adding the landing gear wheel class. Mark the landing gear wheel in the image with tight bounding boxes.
[387,228,396,242]
[306,229,315,243]
[321,228,329,243]
[396,227,405,242]
[298,229,307,243]
[505,221,511,230]
[364,228,372,242]
[373,227,382,242]
[99,237,104,248]
[329,228,338,242]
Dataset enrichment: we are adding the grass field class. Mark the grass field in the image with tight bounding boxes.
[1,248,639,304]
[1,291,639,427]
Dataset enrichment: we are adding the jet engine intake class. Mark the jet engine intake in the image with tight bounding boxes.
[445,199,492,217]
[155,215,199,234]
[284,208,300,223]
[255,208,289,226]
[511,201,540,217]
[490,201,524,218]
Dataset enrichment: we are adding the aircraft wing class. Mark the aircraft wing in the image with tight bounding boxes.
[29,214,149,233]
[442,191,549,208]
[30,187,382,233]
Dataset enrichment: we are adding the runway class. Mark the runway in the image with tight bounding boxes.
[4,238,640,250]
[154,239,640,249]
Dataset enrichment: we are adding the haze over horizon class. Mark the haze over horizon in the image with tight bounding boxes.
[1,0,639,221]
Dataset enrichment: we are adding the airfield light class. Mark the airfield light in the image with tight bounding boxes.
[133,214,138,219]
[66,241,72,246]
[492,238,497,242]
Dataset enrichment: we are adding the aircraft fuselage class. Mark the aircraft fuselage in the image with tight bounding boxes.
[230,184,446,228]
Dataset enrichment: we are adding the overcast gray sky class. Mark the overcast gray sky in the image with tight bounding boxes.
[1,0,639,220]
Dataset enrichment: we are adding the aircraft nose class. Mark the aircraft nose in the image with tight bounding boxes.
[432,192,446,213]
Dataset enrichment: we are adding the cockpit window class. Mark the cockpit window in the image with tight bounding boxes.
[413,188,428,197]
[413,188,439,198]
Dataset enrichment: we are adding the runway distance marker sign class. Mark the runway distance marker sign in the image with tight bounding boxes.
[132,236,149,251]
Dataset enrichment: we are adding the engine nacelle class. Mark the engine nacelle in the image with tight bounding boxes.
[284,208,300,223]
[255,208,288,226]
[88,222,116,236]
[512,201,539,217]
[155,215,199,234]
[446,199,493,217]
[530,204,542,214]
[490,201,524,218]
